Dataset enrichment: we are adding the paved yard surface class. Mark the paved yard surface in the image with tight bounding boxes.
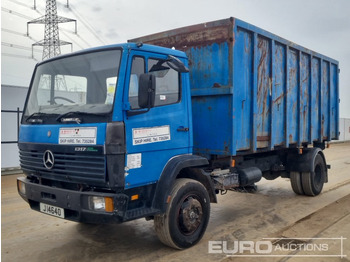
[2,142,350,261]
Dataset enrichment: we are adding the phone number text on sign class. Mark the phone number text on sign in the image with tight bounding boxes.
[132,126,171,145]
[59,127,97,145]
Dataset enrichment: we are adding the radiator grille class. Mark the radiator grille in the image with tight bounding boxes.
[19,148,106,185]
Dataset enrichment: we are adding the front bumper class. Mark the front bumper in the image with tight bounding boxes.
[17,177,129,224]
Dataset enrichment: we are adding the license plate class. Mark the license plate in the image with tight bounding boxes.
[40,203,65,218]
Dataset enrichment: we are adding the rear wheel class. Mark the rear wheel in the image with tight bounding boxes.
[290,172,304,195]
[301,154,326,196]
[290,153,327,196]
[154,178,210,249]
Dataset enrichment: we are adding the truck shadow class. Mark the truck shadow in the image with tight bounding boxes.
[36,185,294,261]
[38,220,175,262]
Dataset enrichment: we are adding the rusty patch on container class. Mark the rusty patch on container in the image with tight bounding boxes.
[273,93,285,104]
[129,18,234,51]
[289,68,296,90]
[257,135,270,141]
[257,37,271,137]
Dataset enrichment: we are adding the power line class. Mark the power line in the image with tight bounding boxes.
[2,28,40,42]
[2,30,89,57]
[59,25,94,49]
[3,3,105,48]
[2,28,28,37]
[69,4,106,45]
[6,0,40,14]
[2,12,90,52]
[33,0,69,10]
[60,30,86,50]
[24,1,100,48]
[2,42,42,53]
[2,1,106,58]
[2,22,89,50]
[1,27,85,57]
[19,0,96,48]
[2,52,38,61]
[1,7,33,20]
[3,2,82,57]
[75,33,92,48]
[27,0,76,60]
[7,0,34,9]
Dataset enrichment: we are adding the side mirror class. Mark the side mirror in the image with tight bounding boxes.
[138,73,156,109]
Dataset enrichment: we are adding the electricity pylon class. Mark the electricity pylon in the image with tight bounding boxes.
[27,0,77,60]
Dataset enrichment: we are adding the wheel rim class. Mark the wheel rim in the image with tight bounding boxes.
[177,195,203,235]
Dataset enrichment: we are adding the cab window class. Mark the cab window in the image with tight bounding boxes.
[128,56,180,109]
[128,57,145,109]
[148,58,180,107]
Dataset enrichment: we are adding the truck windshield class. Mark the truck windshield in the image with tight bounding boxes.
[23,49,121,124]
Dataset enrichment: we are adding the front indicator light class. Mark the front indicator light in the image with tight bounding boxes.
[89,196,114,212]
[131,194,139,201]
[17,180,26,195]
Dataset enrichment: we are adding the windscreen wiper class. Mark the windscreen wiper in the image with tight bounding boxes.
[56,111,107,124]
[25,112,46,123]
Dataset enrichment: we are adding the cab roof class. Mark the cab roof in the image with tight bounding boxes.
[38,43,187,66]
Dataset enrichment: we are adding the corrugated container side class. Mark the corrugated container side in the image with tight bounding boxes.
[232,19,339,156]
[129,17,339,157]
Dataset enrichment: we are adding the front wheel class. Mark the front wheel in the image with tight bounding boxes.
[154,178,210,249]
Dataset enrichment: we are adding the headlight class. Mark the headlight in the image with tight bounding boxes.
[88,196,114,212]
[17,180,26,195]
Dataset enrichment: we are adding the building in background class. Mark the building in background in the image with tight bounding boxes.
[339,118,350,142]
[1,85,28,169]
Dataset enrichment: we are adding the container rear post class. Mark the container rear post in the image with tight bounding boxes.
[308,55,313,144]
[270,40,275,151]
[318,59,323,143]
[298,50,302,148]
[252,32,259,153]
[285,46,290,147]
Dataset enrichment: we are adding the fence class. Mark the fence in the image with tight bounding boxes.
[1,107,22,144]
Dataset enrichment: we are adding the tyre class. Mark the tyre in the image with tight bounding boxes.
[154,178,210,249]
[301,154,327,196]
[290,171,304,195]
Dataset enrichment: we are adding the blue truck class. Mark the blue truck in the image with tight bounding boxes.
[17,17,339,249]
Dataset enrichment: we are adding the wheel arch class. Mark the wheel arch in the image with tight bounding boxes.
[152,154,216,212]
[177,167,217,204]
[287,147,328,182]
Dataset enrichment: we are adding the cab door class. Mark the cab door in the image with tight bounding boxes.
[123,50,191,189]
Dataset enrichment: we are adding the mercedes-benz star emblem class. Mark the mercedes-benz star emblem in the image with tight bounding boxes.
[43,150,55,169]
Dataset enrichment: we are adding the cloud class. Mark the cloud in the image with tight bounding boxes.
[92,6,102,13]
[2,0,350,116]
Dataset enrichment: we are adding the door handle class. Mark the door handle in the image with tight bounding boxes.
[177,126,189,132]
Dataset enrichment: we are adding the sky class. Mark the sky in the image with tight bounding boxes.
[1,0,350,117]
